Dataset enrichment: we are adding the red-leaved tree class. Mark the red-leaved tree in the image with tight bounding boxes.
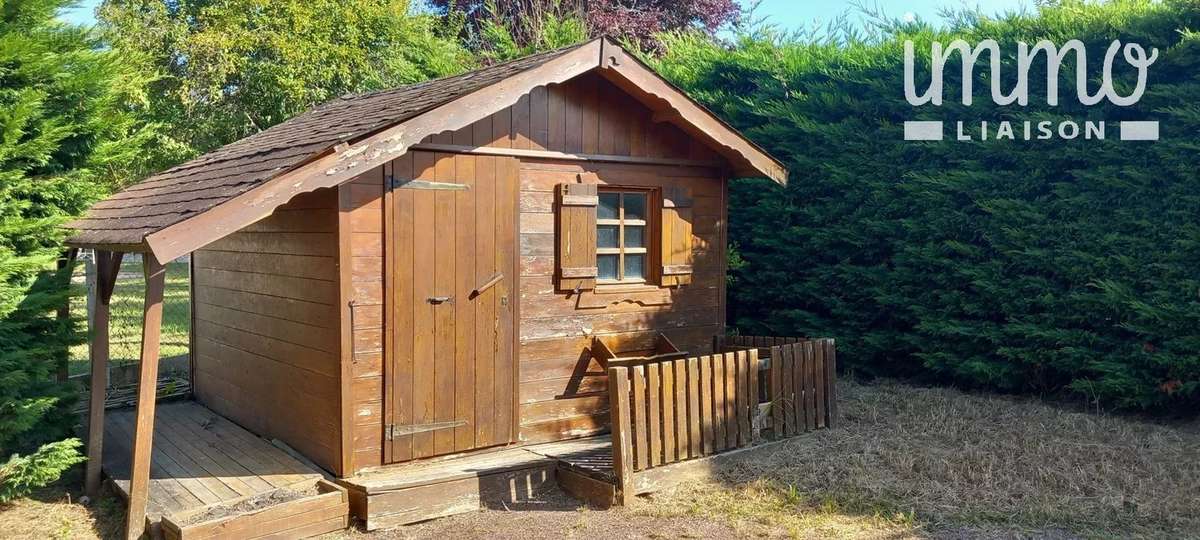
[432,0,741,52]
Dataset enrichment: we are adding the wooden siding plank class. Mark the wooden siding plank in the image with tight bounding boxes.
[433,153,457,456]
[494,157,518,443]
[391,153,415,462]
[529,86,549,150]
[474,154,497,448]
[454,151,477,451]
[411,151,438,458]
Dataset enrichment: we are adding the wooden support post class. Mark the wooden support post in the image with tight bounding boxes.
[85,250,122,497]
[124,253,166,540]
[608,366,634,505]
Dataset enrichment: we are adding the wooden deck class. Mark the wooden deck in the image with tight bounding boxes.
[101,400,326,521]
[525,435,615,481]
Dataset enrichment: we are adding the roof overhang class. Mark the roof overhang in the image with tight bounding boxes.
[68,38,787,261]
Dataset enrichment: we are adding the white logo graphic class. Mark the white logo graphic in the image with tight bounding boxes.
[902,39,1159,141]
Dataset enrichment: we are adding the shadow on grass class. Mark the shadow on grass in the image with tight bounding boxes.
[1,466,126,540]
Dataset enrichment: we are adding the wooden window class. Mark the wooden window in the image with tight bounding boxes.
[556,180,694,292]
[597,189,650,284]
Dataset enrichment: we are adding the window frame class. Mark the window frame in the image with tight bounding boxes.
[595,187,653,285]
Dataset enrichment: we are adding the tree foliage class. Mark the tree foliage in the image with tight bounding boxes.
[651,0,1200,413]
[0,0,155,499]
[98,0,474,161]
[431,0,740,53]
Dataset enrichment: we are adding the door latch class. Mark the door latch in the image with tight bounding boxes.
[427,296,453,305]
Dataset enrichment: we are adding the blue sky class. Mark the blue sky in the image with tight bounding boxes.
[59,0,1032,29]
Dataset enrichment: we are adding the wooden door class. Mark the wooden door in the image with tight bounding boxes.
[387,151,518,462]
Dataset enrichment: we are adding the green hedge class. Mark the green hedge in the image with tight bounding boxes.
[652,0,1200,413]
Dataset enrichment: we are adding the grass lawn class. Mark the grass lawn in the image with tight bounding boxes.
[8,380,1197,539]
[68,258,191,375]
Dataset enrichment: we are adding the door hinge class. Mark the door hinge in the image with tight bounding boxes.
[385,421,466,441]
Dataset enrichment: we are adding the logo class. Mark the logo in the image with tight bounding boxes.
[902,39,1159,141]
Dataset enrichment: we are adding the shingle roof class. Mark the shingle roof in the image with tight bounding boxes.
[67,43,589,248]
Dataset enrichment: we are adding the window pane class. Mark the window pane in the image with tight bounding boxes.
[598,192,619,220]
[625,254,645,280]
[624,193,646,220]
[625,225,644,248]
[597,254,619,280]
[597,225,619,248]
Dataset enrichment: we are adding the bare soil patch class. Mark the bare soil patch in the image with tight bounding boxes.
[176,483,321,525]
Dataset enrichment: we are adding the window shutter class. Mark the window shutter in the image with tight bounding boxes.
[557,182,598,291]
[660,186,694,286]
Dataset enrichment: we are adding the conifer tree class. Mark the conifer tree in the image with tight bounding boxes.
[651,1,1200,413]
[0,0,155,500]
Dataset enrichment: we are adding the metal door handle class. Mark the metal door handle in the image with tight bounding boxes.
[470,272,504,299]
[428,296,453,304]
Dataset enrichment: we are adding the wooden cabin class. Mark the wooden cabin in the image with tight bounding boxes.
[67,38,836,539]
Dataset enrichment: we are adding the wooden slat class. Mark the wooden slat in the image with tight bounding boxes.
[474,154,497,448]
[723,352,738,449]
[825,339,838,428]
[631,366,648,471]
[529,86,549,150]
[432,153,456,456]
[608,367,634,505]
[494,157,517,444]
[736,350,750,447]
[646,363,661,467]
[686,356,701,458]
[748,348,759,442]
[806,340,818,431]
[659,358,676,463]
[783,343,798,436]
[814,339,827,429]
[411,152,438,458]
[710,354,726,452]
[454,152,478,452]
[391,154,415,462]
[673,359,688,460]
[698,355,714,455]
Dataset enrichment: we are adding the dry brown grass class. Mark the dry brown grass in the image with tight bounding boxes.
[0,469,124,540]
[8,381,1197,539]
[637,379,1200,539]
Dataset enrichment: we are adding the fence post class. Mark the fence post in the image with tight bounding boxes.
[608,366,634,505]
